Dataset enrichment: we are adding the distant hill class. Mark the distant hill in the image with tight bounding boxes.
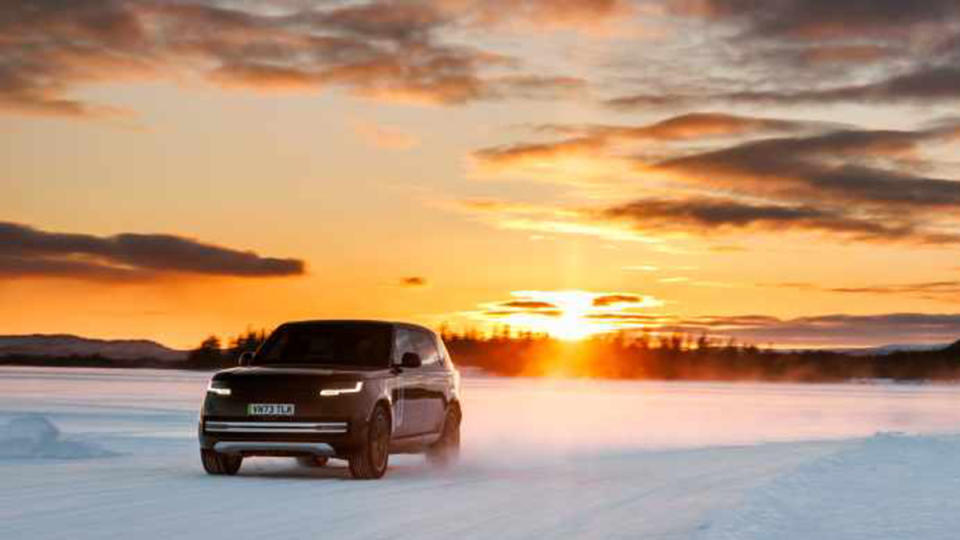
[0,334,187,361]
[834,342,951,357]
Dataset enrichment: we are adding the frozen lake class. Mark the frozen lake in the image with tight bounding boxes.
[3,367,960,539]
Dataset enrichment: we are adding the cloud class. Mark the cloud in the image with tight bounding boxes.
[603,2,960,109]
[501,300,558,309]
[598,312,960,347]
[0,222,304,280]
[592,294,642,307]
[434,0,636,33]
[653,124,960,210]
[400,276,428,287]
[670,0,960,41]
[600,197,960,245]
[606,67,960,109]
[0,0,588,118]
[537,113,819,141]
[475,112,819,168]
[462,116,960,246]
[771,281,960,302]
[690,313,960,347]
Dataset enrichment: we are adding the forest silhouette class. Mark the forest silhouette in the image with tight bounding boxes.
[3,327,957,382]
[176,327,960,383]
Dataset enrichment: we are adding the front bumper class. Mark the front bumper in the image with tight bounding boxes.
[205,420,348,435]
[213,440,336,457]
[198,417,363,453]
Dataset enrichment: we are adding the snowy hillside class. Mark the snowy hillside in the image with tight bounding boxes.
[0,334,186,361]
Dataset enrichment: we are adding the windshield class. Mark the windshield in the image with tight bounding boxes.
[253,322,393,368]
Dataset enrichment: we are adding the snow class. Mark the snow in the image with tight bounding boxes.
[2,367,960,539]
[0,415,114,459]
[698,433,960,540]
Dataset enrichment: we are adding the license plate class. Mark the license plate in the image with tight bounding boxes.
[247,403,295,416]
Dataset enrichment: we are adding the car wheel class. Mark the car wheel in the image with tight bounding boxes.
[201,449,243,475]
[297,456,329,468]
[427,405,461,467]
[349,404,391,479]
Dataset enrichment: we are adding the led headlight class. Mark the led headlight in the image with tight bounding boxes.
[206,380,232,396]
[320,381,363,397]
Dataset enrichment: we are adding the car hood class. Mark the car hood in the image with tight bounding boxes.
[214,366,389,382]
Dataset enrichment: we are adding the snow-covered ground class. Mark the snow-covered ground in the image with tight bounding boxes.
[2,367,960,539]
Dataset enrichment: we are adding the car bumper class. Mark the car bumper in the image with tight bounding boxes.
[198,417,365,454]
[212,440,337,457]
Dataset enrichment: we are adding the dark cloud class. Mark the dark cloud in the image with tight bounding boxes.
[716,67,960,106]
[501,300,557,309]
[654,124,960,211]
[400,276,428,287]
[0,222,304,280]
[0,0,586,117]
[599,198,945,243]
[610,67,960,106]
[0,255,146,282]
[670,0,960,40]
[475,112,820,167]
[592,294,641,307]
[605,1,960,109]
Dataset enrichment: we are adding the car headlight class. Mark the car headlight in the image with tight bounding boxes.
[320,381,363,397]
[206,380,231,396]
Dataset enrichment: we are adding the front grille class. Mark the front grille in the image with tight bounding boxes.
[205,421,348,434]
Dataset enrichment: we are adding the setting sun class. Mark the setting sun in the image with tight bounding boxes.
[476,290,664,341]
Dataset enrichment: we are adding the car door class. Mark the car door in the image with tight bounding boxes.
[411,329,448,435]
[390,327,422,438]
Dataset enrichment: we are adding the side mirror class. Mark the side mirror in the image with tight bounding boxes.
[400,352,422,368]
[238,351,254,366]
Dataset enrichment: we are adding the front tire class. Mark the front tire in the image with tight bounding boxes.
[427,405,461,467]
[201,449,242,475]
[348,404,391,479]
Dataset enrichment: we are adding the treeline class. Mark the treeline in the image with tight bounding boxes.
[441,329,960,382]
[7,327,960,383]
[183,330,267,370]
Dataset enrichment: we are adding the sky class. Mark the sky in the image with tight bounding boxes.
[2,0,960,349]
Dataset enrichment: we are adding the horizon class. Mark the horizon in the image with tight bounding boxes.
[3,1,960,350]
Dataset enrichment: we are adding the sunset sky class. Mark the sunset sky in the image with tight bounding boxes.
[3,0,960,349]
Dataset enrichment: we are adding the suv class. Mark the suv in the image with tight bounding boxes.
[198,320,462,479]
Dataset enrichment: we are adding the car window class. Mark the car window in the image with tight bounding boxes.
[393,328,417,365]
[412,330,441,368]
[255,322,392,368]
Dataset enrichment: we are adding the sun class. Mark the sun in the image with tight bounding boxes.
[476,289,662,341]
[505,291,601,341]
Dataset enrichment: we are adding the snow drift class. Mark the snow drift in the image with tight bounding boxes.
[0,415,114,459]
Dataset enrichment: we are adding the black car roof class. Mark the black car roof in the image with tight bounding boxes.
[279,319,437,335]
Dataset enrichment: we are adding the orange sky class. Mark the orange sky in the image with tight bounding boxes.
[2,1,959,349]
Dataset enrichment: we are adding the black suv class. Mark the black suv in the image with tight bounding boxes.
[198,320,462,479]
